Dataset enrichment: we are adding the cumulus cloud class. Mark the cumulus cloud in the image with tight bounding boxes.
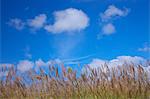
[8,18,25,30]
[1,55,149,75]
[15,59,60,72]
[35,59,52,67]
[17,60,34,72]
[100,5,129,22]
[87,59,106,69]
[87,56,148,71]
[35,59,47,67]
[98,5,129,38]
[102,23,116,35]
[27,14,47,30]
[45,8,89,34]
[82,56,150,79]
[109,56,147,67]
[8,8,89,34]
[35,58,65,67]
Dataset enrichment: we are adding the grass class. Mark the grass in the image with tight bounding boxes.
[0,63,150,99]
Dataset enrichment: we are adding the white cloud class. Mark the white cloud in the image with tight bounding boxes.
[35,59,49,67]
[87,59,106,69]
[35,58,64,67]
[138,45,150,52]
[35,57,87,67]
[28,14,47,29]
[45,8,89,34]
[86,56,148,71]
[8,8,89,34]
[102,23,116,35]
[98,5,129,38]
[1,56,149,76]
[109,56,147,67]
[82,56,149,79]
[8,18,25,30]
[17,60,34,72]
[100,5,129,22]
[54,59,62,64]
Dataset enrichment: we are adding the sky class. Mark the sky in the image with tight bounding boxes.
[0,0,150,73]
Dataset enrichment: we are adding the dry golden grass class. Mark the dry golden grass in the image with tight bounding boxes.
[0,64,150,99]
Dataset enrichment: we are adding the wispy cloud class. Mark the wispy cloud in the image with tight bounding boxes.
[138,43,150,52]
[45,8,89,34]
[24,45,32,59]
[63,54,94,62]
[34,55,93,66]
[27,14,47,30]
[8,14,47,32]
[138,47,150,52]
[8,18,25,30]
[52,33,84,58]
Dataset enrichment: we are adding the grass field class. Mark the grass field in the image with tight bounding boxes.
[0,64,150,99]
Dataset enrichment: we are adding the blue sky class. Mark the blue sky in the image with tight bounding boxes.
[0,0,149,69]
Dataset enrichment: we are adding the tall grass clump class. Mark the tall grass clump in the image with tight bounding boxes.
[0,63,150,99]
